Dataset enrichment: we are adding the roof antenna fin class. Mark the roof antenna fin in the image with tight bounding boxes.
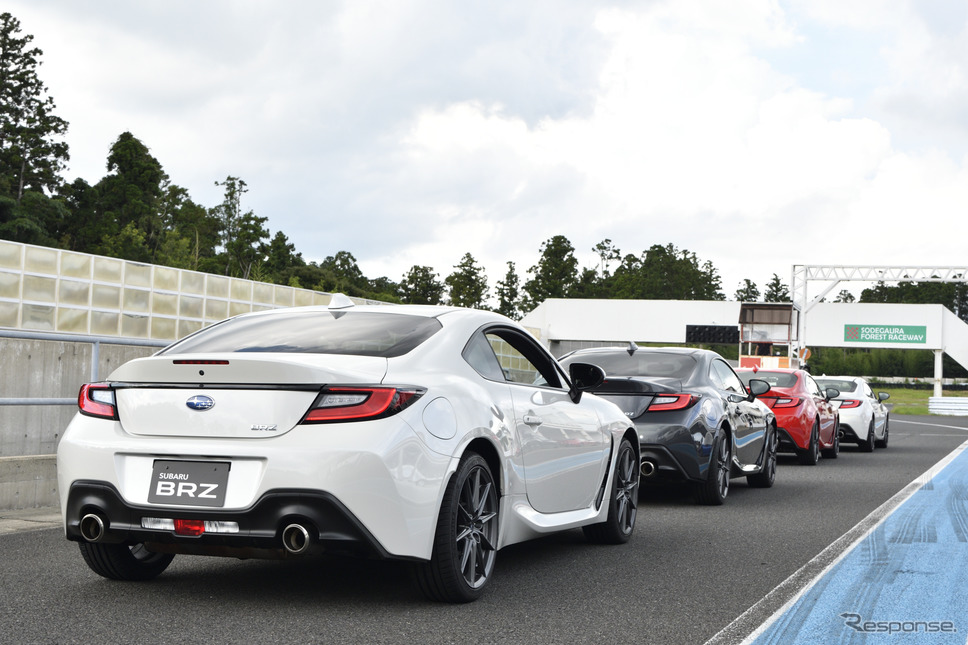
[328,293,355,310]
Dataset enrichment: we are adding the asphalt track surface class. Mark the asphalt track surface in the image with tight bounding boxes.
[1,414,966,645]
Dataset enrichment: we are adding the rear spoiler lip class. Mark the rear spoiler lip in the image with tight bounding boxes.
[591,376,683,395]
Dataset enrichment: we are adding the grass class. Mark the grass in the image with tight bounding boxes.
[876,387,968,415]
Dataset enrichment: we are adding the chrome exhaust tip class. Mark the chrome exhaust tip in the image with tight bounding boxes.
[281,523,312,555]
[79,513,106,542]
[640,460,657,477]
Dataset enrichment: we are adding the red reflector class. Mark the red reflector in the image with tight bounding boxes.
[173,360,230,365]
[839,399,862,409]
[647,393,700,412]
[174,519,205,536]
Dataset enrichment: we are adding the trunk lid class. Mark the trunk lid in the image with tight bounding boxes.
[110,354,388,438]
[591,376,683,420]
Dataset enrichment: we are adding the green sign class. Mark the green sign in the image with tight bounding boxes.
[844,324,927,344]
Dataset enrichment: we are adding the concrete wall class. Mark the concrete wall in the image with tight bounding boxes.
[0,337,156,510]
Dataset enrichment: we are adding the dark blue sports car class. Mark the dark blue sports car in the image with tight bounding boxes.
[560,345,777,505]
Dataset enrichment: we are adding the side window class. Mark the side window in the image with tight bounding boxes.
[711,360,745,394]
[713,360,746,396]
[484,328,564,389]
[462,332,505,382]
[806,376,822,397]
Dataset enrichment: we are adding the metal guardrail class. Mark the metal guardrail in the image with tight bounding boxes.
[928,397,968,416]
[0,329,168,406]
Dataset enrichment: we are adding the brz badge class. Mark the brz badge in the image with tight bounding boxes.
[251,424,277,432]
[186,395,215,411]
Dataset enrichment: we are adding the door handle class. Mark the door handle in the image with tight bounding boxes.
[523,414,542,426]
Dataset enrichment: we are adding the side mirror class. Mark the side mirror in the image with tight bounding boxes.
[825,387,840,401]
[567,362,606,403]
[747,378,770,399]
[878,392,890,402]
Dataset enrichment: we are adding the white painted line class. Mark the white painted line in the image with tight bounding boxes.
[893,420,968,431]
[704,436,968,645]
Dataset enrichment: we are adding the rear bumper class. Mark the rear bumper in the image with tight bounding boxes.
[776,426,807,452]
[64,481,403,561]
[639,443,707,484]
[839,423,861,443]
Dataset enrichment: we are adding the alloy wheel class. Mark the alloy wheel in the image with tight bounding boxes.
[455,464,498,590]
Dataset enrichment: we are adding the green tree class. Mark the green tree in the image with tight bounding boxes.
[734,279,760,302]
[399,265,444,305]
[700,260,726,300]
[156,181,220,271]
[763,273,790,302]
[861,279,968,323]
[523,235,578,311]
[367,276,401,303]
[318,250,366,295]
[93,132,166,261]
[0,13,69,202]
[833,289,856,303]
[262,230,304,284]
[593,238,621,280]
[495,261,522,320]
[211,176,268,279]
[0,190,65,245]
[57,178,100,251]
[445,252,489,309]
[607,244,724,301]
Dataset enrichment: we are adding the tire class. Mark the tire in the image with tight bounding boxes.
[860,419,875,453]
[78,542,174,581]
[695,432,730,505]
[583,437,639,544]
[875,415,890,449]
[821,421,840,459]
[797,421,820,465]
[414,451,498,603]
[748,425,777,488]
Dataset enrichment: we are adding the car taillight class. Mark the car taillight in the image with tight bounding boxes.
[78,384,117,420]
[302,386,425,423]
[769,397,801,408]
[647,393,700,412]
[838,399,862,408]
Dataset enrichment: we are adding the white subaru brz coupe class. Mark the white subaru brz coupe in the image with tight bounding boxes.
[57,297,639,602]
[814,375,890,452]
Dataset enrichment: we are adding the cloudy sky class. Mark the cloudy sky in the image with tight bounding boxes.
[9,0,968,303]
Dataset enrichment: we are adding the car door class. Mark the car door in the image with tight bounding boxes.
[710,359,767,466]
[806,375,837,443]
[483,327,608,514]
[863,381,887,435]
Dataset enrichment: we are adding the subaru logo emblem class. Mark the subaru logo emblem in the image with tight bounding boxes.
[186,395,215,411]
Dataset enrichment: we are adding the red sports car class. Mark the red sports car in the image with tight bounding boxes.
[737,368,840,465]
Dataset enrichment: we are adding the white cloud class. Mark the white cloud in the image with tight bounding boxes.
[8,0,968,303]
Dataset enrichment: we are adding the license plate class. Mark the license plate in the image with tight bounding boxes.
[147,460,230,507]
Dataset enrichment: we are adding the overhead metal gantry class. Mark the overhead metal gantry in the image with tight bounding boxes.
[791,265,968,395]
[792,265,968,316]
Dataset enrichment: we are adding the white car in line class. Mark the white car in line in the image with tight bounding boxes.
[57,297,640,602]
[814,376,890,452]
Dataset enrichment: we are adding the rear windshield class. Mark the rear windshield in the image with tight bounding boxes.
[815,379,858,393]
[563,351,696,379]
[160,310,441,357]
[738,371,797,388]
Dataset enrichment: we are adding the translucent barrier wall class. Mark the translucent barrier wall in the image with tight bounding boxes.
[0,240,357,341]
